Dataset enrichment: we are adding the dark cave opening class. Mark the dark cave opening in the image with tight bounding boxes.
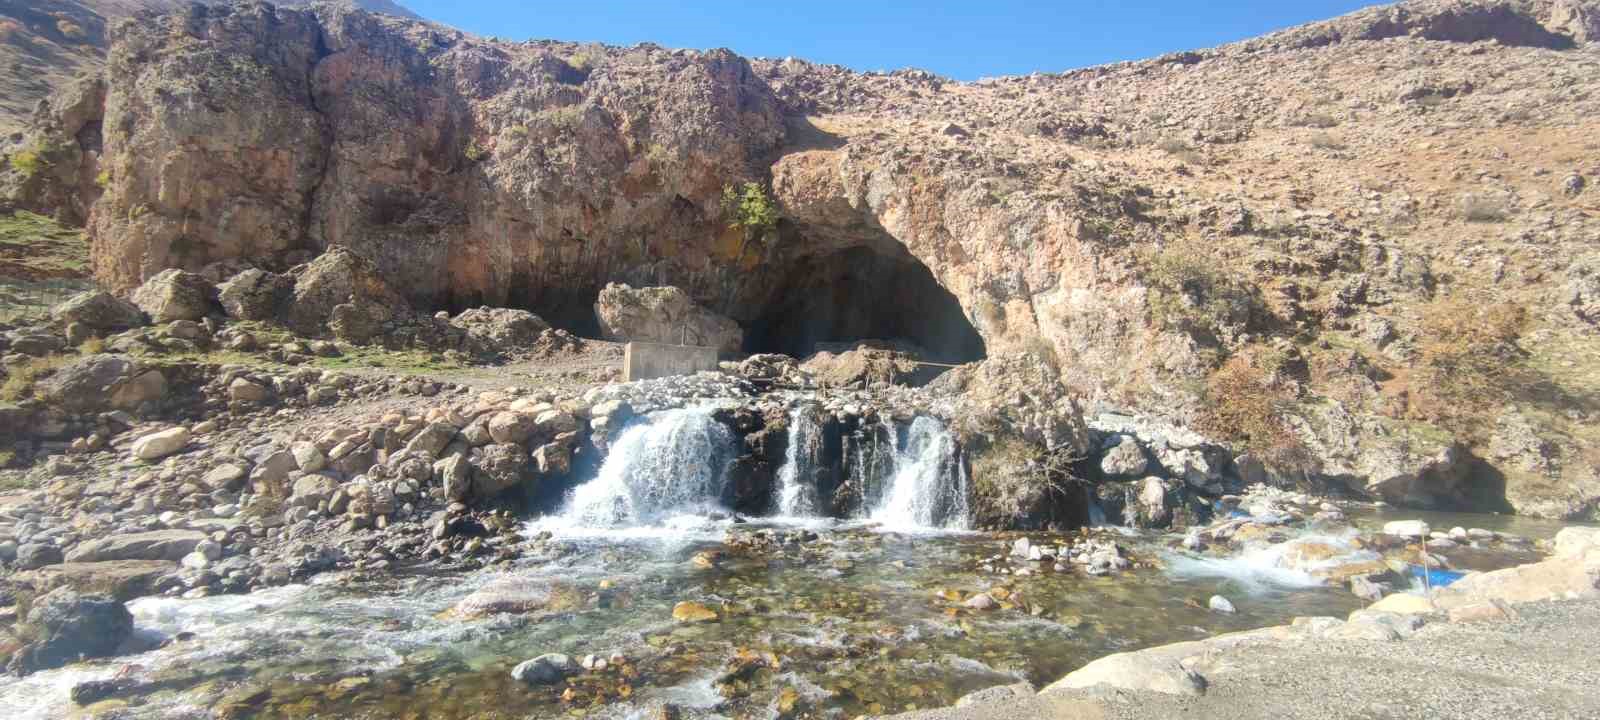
[745,246,987,363]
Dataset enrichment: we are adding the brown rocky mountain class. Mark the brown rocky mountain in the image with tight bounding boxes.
[4,0,1600,520]
[0,0,417,135]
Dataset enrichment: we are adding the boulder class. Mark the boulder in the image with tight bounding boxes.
[17,543,64,569]
[291,441,327,472]
[18,560,177,601]
[132,426,190,461]
[450,307,551,348]
[50,291,145,332]
[471,443,530,498]
[290,474,339,508]
[287,247,410,336]
[228,378,270,403]
[593,283,743,353]
[37,355,136,414]
[1368,593,1435,614]
[217,268,291,320]
[1382,520,1430,538]
[511,653,578,685]
[131,269,217,323]
[1046,641,1209,696]
[451,576,566,618]
[487,412,534,444]
[436,455,472,501]
[1100,436,1149,477]
[6,588,134,675]
[66,530,207,563]
[405,423,457,458]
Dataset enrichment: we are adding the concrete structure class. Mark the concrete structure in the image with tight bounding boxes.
[623,342,720,382]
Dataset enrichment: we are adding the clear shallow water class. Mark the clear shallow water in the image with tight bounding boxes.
[1,521,1376,719]
[3,406,1575,719]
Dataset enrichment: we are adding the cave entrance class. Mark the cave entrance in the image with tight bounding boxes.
[745,246,986,364]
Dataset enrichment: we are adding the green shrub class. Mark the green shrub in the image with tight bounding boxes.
[464,140,489,162]
[94,170,111,188]
[505,124,529,140]
[721,182,780,242]
[9,149,44,177]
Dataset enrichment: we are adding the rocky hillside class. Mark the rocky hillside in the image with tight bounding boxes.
[0,0,416,136]
[4,0,1600,520]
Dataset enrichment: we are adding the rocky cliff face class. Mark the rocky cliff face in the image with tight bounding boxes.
[5,0,1600,519]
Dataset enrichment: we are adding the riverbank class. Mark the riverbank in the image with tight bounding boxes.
[883,527,1600,720]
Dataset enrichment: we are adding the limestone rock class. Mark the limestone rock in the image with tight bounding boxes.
[1100,436,1149,477]
[450,307,551,348]
[66,530,206,563]
[217,268,291,320]
[1382,520,1430,538]
[511,653,578,685]
[132,426,190,461]
[594,283,743,353]
[131,269,217,323]
[50,291,145,332]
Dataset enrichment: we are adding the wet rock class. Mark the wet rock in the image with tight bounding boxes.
[71,678,137,705]
[1382,520,1430,538]
[451,576,564,618]
[512,653,578,685]
[672,601,719,623]
[1208,595,1236,613]
[132,426,190,461]
[964,593,998,611]
[6,588,134,675]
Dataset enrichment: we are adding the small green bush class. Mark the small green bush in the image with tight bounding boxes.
[1143,241,1266,343]
[94,170,111,188]
[9,149,44,177]
[464,140,489,162]
[721,182,780,240]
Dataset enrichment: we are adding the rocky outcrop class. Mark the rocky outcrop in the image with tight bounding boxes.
[594,283,743,352]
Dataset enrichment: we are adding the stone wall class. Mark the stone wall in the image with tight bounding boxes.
[622,342,720,382]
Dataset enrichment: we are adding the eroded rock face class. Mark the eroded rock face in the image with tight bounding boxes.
[594,283,743,352]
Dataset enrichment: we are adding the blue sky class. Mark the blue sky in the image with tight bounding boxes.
[406,1,1381,80]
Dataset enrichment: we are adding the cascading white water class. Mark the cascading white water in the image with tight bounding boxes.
[775,404,823,516]
[870,416,970,530]
[555,406,737,527]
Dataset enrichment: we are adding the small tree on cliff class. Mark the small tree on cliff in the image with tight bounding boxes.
[721,182,780,253]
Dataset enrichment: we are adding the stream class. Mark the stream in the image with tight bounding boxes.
[0,405,1577,719]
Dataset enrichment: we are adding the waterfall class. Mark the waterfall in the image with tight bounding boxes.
[556,406,737,527]
[1085,486,1108,527]
[870,416,970,530]
[775,404,823,516]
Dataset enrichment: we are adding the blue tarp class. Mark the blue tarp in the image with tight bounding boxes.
[1409,565,1467,587]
